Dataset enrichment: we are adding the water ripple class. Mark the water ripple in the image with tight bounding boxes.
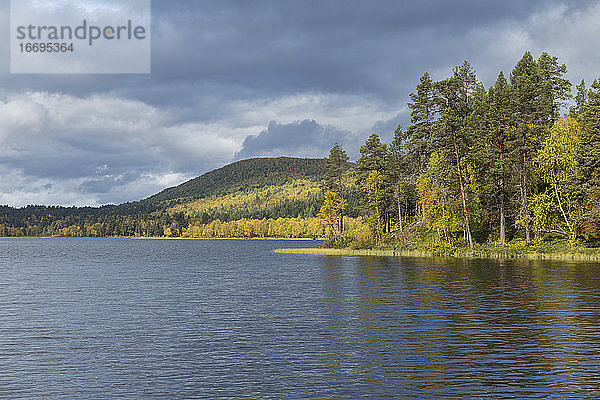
[1,238,600,398]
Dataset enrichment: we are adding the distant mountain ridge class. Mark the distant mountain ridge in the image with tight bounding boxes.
[142,157,326,207]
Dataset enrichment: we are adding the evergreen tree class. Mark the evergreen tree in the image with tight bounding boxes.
[433,60,479,250]
[570,79,587,117]
[417,151,462,241]
[473,72,512,243]
[389,124,412,232]
[404,72,439,220]
[323,143,349,193]
[577,79,600,239]
[357,133,392,234]
[357,133,388,176]
[537,52,572,121]
[508,51,546,243]
[323,143,349,232]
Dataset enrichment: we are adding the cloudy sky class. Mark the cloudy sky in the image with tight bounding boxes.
[0,0,599,207]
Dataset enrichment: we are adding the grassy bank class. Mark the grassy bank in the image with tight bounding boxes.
[274,247,600,261]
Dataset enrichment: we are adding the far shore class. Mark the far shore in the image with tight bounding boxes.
[0,236,322,241]
[274,247,600,262]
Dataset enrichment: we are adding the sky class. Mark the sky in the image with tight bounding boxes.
[0,0,599,207]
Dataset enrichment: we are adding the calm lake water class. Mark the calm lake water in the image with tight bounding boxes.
[1,238,600,399]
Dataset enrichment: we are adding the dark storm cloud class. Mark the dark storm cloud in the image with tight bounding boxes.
[147,0,595,102]
[2,0,594,104]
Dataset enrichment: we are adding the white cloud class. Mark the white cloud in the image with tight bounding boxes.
[459,2,600,86]
[230,93,400,134]
[0,88,404,206]
[0,91,243,205]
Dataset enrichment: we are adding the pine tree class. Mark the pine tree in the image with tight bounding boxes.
[417,151,462,241]
[389,125,410,232]
[433,61,479,250]
[406,72,438,171]
[473,72,512,244]
[357,133,388,176]
[404,72,439,221]
[531,117,581,238]
[508,51,546,243]
[323,143,349,232]
[570,79,587,117]
[323,143,349,193]
[357,133,391,234]
[362,170,384,243]
[577,79,600,239]
[537,52,571,121]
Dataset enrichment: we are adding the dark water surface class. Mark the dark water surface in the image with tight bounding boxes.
[1,238,600,399]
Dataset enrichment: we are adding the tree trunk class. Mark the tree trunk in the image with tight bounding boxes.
[499,175,506,245]
[499,147,506,245]
[553,182,573,235]
[499,196,506,245]
[452,132,474,251]
[397,194,403,232]
[521,155,531,244]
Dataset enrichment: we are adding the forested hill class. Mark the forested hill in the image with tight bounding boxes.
[0,157,330,237]
[143,157,326,207]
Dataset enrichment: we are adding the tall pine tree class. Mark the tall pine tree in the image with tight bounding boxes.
[508,51,546,243]
[323,143,349,233]
[473,72,512,244]
[323,143,349,193]
[433,61,479,250]
[577,79,600,239]
[537,52,571,122]
[357,133,391,234]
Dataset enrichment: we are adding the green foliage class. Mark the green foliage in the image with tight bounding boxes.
[362,170,385,243]
[531,116,582,238]
[323,143,349,193]
[169,179,323,221]
[417,151,461,239]
[336,51,596,251]
[389,124,416,231]
[406,72,437,173]
[536,116,579,185]
[570,79,587,117]
[577,79,600,201]
[357,133,388,177]
[472,71,512,243]
[506,51,571,242]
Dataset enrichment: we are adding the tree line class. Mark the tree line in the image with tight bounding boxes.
[320,51,600,249]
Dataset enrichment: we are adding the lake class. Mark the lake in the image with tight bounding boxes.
[1,238,599,399]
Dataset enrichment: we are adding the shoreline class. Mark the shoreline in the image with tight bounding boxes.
[0,236,322,241]
[274,247,600,262]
